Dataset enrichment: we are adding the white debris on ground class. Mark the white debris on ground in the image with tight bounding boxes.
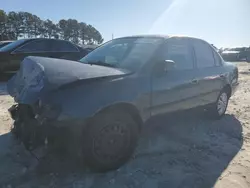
[0,62,249,188]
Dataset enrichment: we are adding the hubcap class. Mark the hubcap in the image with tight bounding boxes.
[217,92,228,115]
[93,122,130,163]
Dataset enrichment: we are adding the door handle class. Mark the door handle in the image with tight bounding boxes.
[191,79,198,84]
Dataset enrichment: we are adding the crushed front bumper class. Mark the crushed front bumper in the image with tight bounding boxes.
[8,104,86,158]
[9,104,64,151]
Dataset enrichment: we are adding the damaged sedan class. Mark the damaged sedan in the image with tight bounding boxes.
[7,35,239,171]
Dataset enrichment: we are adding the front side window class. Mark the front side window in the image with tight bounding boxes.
[162,38,194,70]
[15,40,51,53]
[192,39,215,68]
[79,37,164,71]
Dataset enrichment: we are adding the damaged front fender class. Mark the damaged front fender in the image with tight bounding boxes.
[7,56,130,104]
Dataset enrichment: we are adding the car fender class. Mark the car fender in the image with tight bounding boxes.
[52,76,150,126]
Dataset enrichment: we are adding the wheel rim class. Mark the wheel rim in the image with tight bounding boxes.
[93,122,130,164]
[217,92,228,115]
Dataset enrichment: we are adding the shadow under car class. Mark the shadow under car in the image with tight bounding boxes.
[0,109,243,188]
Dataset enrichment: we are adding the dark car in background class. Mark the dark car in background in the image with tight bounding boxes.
[238,47,250,62]
[0,40,14,48]
[7,35,239,171]
[221,47,250,62]
[221,50,241,62]
[0,38,90,72]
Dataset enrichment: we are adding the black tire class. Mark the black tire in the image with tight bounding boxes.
[82,110,139,172]
[207,89,229,119]
[11,120,22,139]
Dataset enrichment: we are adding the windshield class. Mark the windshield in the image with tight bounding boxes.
[0,39,27,52]
[79,37,163,71]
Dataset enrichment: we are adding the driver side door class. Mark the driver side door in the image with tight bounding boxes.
[151,38,200,116]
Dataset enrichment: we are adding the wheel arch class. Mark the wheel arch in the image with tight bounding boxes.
[223,84,232,98]
[94,102,143,132]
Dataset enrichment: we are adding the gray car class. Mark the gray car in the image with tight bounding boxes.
[7,35,239,171]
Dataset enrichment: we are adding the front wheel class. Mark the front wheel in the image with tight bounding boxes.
[207,90,229,119]
[82,110,139,172]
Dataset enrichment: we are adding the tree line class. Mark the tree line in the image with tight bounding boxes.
[0,9,104,45]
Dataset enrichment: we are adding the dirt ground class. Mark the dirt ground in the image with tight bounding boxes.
[0,62,249,188]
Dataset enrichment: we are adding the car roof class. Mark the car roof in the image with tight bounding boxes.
[115,34,204,41]
[23,38,69,42]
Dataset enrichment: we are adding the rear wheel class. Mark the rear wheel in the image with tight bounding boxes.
[82,110,139,172]
[207,89,229,119]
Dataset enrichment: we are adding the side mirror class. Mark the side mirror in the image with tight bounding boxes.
[153,59,175,74]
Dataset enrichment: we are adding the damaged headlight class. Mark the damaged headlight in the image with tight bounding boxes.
[36,99,61,120]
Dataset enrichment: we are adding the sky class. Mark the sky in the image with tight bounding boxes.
[1,0,250,48]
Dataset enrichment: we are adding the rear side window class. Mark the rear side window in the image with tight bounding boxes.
[52,40,78,52]
[192,40,215,68]
[15,40,51,52]
[213,50,222,66]
[163,38,194,70]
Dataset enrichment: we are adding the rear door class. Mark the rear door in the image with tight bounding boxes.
[191,39,226,105]
[50,40,81,60]
[151,38,200,116]
[9,39,53,71]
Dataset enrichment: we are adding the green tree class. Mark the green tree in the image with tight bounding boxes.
[85,24,103,44]
[42,19,57,38]
[79,22,87,45]
[67,19,80,44]
[0,10,8,40]
[0,9,104,43]
[30,14,42,37]
[58,19,70,40]
[7,11,25,39]
[22,12,33,38]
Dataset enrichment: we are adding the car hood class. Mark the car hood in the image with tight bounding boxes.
[7,56,130,104]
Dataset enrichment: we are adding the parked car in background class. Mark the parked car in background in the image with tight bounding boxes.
[246,48,250,62]
[238,47,250,62]
[81,44,98,52]
[221,49,241,61]
[7,35,239,172]
[0,40,14,48]
[0,38,90,72]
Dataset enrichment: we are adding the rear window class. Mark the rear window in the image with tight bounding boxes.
[0,39,27,52]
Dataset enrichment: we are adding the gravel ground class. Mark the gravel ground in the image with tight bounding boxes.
[0,62,249,188]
